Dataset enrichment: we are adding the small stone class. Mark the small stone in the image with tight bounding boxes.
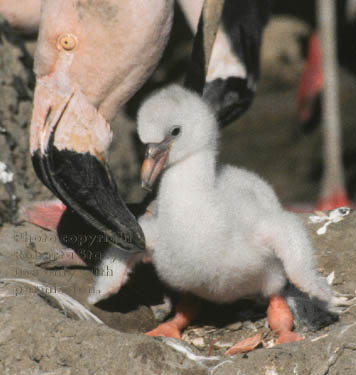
[191,328,207,337]
[242,320,258,331]
[262,338,276,348]
[191,337,205,348]
[213,340,234,349]
[226,321,243,331]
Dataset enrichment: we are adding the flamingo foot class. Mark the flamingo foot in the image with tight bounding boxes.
[146,294,201,340]
[315,189,352,211]
[225,333,262,356]
[146,321,182,339]
[226,294,303,355]
[20,199,67,231]
[267,294,304,344]
[276,331,304,344]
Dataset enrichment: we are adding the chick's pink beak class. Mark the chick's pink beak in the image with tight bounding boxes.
[141,141,170,191]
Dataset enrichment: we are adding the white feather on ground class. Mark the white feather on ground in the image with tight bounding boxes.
[0,278,103,323]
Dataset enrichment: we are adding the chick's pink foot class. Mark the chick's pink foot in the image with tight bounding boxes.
[277,330,304,345]
[146,294,200,339]
[267,294,304,344]
[146,321,182,339]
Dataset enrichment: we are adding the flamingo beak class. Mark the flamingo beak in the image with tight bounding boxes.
[30,62,145,253]
[141,139,171,192]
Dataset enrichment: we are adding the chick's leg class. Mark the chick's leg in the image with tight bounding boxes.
[259,212,356,312]
[267,294,304,344]
[146,294,201,339]
[258,212,334,306]
[225,294,303,356]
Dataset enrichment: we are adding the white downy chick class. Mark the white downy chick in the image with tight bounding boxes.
[137,84,351,313]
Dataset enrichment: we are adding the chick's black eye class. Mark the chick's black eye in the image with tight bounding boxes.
[170,126,181,137]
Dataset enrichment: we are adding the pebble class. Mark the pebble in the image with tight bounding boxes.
[191,337,205,348]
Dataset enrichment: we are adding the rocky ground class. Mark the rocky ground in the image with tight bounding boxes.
[1,12,356,375]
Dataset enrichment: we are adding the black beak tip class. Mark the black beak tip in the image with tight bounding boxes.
[38,140,146,254]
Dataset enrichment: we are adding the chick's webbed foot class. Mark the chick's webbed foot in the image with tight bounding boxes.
[146,321,182,339]
[267,294,304,344]
[146,294,201,339]
[226,295,303,356]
